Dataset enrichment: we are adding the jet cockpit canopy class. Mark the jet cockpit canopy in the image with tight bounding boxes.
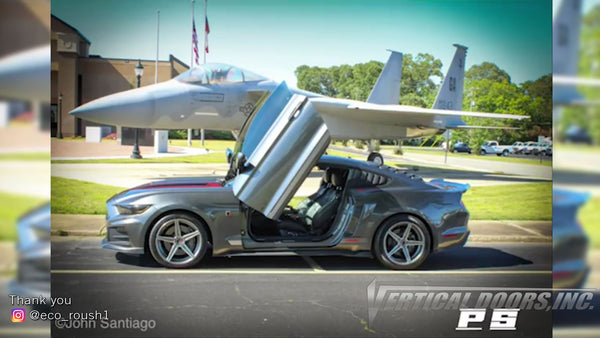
[175,63,267,85]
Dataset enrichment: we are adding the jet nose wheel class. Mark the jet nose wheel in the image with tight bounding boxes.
[367,152,384,165]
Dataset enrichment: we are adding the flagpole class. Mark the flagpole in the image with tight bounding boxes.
[200,0,207,147]
[204,0,207,64]
[155,10,159,84]
[188,0,195,147]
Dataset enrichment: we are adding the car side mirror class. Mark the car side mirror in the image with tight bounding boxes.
[226,148,233,164]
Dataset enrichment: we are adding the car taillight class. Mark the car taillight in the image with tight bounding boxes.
[460,201,466,209]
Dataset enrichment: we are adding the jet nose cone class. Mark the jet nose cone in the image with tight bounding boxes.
[70,86,155,128]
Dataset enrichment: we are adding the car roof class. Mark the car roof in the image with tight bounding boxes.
[318,155,424,180]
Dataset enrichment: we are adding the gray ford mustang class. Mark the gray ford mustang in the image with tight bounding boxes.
[102,83,470,269]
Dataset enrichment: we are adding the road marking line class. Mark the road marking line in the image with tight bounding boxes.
[302,256,324,271]
[504,222,548,237]
[51,269,551,275]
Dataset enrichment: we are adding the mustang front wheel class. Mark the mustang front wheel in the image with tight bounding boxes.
[373,215,430,270]
[148,213,208,268]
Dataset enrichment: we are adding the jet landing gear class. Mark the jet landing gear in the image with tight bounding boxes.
[366,139,385,165]
[367,152,384,165]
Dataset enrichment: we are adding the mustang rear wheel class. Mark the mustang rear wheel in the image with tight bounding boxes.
[373,215,430,270]
[148,213,208,268]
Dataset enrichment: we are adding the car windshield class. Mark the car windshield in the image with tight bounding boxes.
[482,142,489,146]
[175,63,267,85]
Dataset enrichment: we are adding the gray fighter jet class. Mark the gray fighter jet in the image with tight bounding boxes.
[70,45,528,151]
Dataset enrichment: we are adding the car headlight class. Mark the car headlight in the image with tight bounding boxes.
[115,204,151,215]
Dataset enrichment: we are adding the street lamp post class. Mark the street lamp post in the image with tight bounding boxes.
[130,60,144,159]
[57,93,63,139]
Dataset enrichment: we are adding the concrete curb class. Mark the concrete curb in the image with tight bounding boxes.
[469,235,551,243]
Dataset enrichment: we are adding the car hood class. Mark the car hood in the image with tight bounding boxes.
[108,178,226,202]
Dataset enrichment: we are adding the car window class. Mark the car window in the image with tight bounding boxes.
[240,83,293,158]
[353,170,389,187]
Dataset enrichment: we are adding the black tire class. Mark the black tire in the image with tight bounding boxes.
[373,215,431,270]
[540,151,546,156]
[367,152,384,165]
[479,149,486,156]
[148,212,209,268]
[502,149,509,156]
[452,149,458,153]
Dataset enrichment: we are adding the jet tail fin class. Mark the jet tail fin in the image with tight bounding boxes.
[432,44,467,111]
[366,50,403,105]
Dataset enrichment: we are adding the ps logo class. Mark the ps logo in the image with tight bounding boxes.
[456,308,519,331]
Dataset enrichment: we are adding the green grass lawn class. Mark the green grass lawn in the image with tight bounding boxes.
[0,192,47,241]
[168,139,235,151]
[0,152,51,161]
[462,182,552,220]
[554,143,600,153]
[52,153,228,164]
[51,177,123,215]
[579,196,600,249]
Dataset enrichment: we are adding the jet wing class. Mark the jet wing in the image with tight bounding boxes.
[310,97,528,128]
[553,76,600,87]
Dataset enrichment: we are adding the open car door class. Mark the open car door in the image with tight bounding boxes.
[232,82,331,220]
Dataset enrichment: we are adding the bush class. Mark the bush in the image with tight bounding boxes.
[168,130,187,139]
[393,148,403,155]
[354,140,365,149]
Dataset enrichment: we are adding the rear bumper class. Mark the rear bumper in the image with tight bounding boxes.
[438,228,470,249]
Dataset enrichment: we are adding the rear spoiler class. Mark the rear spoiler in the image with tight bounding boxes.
[429,179,470,193]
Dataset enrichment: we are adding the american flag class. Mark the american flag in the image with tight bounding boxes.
[192,19,199,66]
[205,16,210,53]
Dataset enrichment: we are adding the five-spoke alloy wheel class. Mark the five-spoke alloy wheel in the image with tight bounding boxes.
[373,215,431,270]
[148,213,208,268]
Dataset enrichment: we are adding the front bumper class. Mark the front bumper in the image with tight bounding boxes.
[102,210,153,254]
[101,237,144,254]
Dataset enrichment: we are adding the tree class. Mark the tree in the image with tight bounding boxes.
[465,62,511,84]
[399,53,443,107]
[294,53,442,107]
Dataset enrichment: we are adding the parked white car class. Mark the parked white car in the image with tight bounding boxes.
[479,141,513,156]
[538,143,552,156]
[523,142,540,155]
[511,142,526,154]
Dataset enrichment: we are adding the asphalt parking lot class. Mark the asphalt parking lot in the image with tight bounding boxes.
[46,237,553,337]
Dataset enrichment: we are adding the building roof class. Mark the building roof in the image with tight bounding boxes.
[51,14,91,45]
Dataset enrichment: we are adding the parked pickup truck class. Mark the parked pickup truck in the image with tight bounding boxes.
[479,141,513,156]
